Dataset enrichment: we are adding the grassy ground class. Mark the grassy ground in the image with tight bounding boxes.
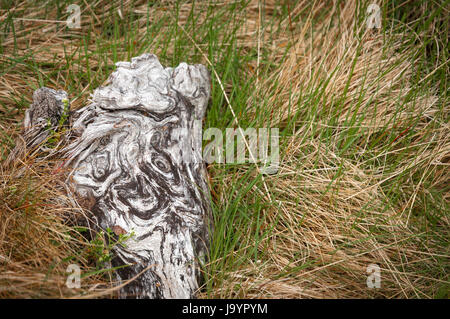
[0,0,448,298]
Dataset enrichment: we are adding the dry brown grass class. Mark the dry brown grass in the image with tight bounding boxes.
[196,0,449,299]
[0,144,120,297]
[0,0,448,298]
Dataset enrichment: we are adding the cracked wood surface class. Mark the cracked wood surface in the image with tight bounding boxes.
[65,53,212,298]
[12,53,213,298]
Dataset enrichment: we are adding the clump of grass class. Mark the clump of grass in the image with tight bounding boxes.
[0,146,121,297]
[199,0,449,298]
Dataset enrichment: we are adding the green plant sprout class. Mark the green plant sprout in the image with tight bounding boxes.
[89,228,135,268]
[45,98,70,148]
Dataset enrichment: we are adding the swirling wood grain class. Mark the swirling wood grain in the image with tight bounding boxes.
[64,53,212,298]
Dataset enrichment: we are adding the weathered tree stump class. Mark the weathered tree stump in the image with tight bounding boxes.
[61,53,212,298]
[9,53,212,298]
[64,53,212,298]
[5,87,69,167]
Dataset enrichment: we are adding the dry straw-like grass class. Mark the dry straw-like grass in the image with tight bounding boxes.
[0,147,120,297]
[197,0,449,298]
[0,0,448,298]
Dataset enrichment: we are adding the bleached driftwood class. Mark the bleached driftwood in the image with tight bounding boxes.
[64,53,212,298]
[7,54,212,298]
